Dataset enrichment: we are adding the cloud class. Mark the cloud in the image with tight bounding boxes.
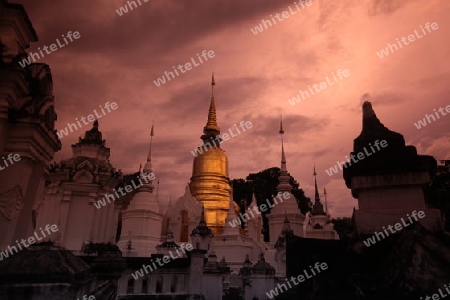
[14,0,449,218]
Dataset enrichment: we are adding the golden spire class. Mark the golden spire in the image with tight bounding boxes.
[203,73,220,136]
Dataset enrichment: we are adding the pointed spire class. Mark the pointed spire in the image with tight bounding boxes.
[279,116,286,171]
[324,188,329,215]
[191,204,213,237]
[184,183,191,196]
[282,211,291,232]
[164,192,173,215]
[166,217,174,242]
[200,205,206,226]
[155,179,160,200]
[276,117,291,193]
[311,166,326,216]
[203,73,220,138]
[143,121,154,174]
[314,166,320,202]
[250,192,257,208]
[279,116,284,135]
[223,196,240,235]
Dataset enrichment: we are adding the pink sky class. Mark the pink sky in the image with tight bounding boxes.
[17,0,450,217]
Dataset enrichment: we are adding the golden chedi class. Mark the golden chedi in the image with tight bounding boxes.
[189,74,232,235]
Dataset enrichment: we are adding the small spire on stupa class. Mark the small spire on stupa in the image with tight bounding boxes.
[249,192,257,209]
[184,183,191,196]
[155,179,160,200]
[314,166,320,202]
[276,116,291,193]
[280,115,286,170]
[282,211,290,230]
[143,121,154,175]
[311,166,326,216]
[139,121,155,192]
[200,205,206,226]
[324,187,329,216]
[191,204,213,237]
[165,217,174,242]
[203,73,220,137]
[223,196,240,235]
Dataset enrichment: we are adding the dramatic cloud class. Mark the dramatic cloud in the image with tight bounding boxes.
[17,0,449,217]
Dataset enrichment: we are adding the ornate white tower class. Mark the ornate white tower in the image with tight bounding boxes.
[304,168,339,240]
[165,184,202,244]
[267,119,305,243]
[117,124,163,256]
[245,193,263,243]
[36,121,122,250]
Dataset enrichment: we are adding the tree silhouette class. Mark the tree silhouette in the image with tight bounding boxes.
[232,167,311,241]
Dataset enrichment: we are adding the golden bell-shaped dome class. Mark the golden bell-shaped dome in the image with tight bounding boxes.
[189,74,231,235]
[192,146,228,175]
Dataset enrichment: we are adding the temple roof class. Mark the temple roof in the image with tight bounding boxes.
[251,253,275,275]
[191,206,213,237]
[275,214,294,249]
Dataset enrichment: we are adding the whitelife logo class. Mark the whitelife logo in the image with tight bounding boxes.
[363,210,425,247]
[56,102,118,139]
[131,243,193,280]
[0,224,58,261]
[325,140,388,176]
[266,262,328,299]
[18,31,80,67]
[153,50,215,87]
[420,283,450,300]
[93,172,155,209]
[228,192,290,228]
[250,0,312,35]
[0,154,21,171]
[288,69,350,106]
[414,105,450,129]
[190,121,253,158]
[376,22,439,59]
[115,0,149,16]
[77,296,95,300]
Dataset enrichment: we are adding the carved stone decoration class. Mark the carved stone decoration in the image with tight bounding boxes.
[0,185,24,220]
